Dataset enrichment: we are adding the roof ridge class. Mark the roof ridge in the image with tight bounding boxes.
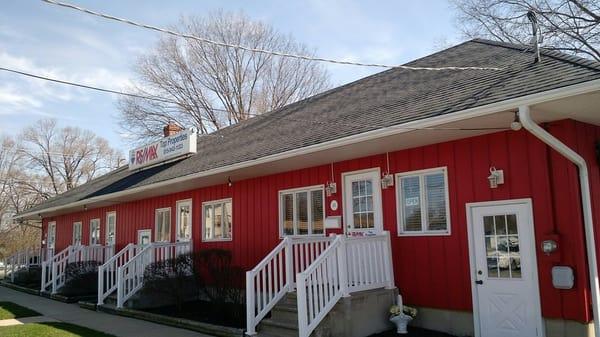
[472,38,600,72]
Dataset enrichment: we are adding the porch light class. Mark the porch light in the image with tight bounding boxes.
[228,176,233,187]
[487,167,504,189]
[511,112,522,131]
[325,181,337,197]
[381,173,394,189]
[542,240,558,255]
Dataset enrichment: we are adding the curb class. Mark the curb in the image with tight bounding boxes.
[97,304,245,337]
[0,281,40,296]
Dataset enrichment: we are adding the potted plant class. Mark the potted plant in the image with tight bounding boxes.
[389,304,417,334]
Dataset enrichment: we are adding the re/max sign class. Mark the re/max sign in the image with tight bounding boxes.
[128,129,197,171]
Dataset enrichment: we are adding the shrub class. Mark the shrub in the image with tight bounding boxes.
[12,267,42,289]
[141,253,197,312]
[60,261,99,297]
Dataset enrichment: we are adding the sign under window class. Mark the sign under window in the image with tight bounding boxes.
[280,186,324,236]
[396,167,450,235]
[203,199,232,241]
[155,208,171,242]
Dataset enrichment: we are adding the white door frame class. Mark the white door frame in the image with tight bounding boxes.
[466,198,544,337]
[342,167,383,234]
[176,199,193,242]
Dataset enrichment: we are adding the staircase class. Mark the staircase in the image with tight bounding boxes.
[247,232,396,337]
[2,247,43,282]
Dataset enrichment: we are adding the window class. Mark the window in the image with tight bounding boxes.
[396,167,450,235]
[106,212,116,245]
[155,208,171,242]
[203,199,232,241]
[47,222,56,249]
[279,186,324,236]
[90,219,101,245]
[176,200,192,242]
[73,221,82,245]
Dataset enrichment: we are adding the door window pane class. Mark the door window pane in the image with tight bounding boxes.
[484,214,522,279]
[351,179,375,230]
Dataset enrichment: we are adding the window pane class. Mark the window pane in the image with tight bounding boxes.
[107,214,116,245]
[204,205,213,239]
[224,202,232,239]
[425,173,447,231]
[179,205,191,240]
[163,210,171,241]
[282,194,294,236]
[311,191,324,234]
[296,192,308,235]
[401,176,421,231]
[214,204,223,238]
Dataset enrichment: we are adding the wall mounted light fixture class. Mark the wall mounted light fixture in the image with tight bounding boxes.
[487,167,505,189]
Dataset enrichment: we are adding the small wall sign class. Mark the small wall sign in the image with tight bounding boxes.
[405,197,419,207]
[330,199,338,211]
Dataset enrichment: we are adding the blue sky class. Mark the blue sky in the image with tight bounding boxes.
[0,1,462,152]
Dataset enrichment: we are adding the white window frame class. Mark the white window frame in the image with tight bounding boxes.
[202,198,233,242]
[396,167,451,236]
[154,207,172,242]
[106,211,116,246]
[73,221,83,245]
[89,218,101,245]
[278,185,326,237]
[176,199,193,242]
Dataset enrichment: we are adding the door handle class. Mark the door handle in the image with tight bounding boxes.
[475,280,483,285]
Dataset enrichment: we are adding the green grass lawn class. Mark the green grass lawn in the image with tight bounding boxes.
[0,322,116,337]
[0,301,40,320]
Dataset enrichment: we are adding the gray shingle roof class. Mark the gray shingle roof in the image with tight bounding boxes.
[23,38,600,215]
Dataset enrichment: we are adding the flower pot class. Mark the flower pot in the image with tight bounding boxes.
[389,313,413,334]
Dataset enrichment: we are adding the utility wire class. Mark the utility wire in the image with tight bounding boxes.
[1,65,510,133]
[42,0,503,71]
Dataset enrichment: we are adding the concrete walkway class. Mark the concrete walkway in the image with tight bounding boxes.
[0,286,210,337]
[0,315,59,326]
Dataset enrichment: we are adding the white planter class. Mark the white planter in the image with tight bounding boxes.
[389,313,413,334]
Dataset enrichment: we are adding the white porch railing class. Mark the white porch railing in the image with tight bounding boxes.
[296,232,395,337]
[246,236,334,335]
[2,247,43,282]
[98,243,139,305]
[116,241,192,308]
[40,245,114,293]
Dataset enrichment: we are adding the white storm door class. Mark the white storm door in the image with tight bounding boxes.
[469,200,543,337]
[176,199,192,242]
[343,169,383,234]
[137,229,152,247]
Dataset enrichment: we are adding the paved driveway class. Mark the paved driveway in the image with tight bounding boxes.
[0,286,210,337]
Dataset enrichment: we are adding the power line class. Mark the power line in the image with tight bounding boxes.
[42,0,504,72]
[0,67,176,104]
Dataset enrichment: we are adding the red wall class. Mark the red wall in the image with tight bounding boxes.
[41,119,600,322]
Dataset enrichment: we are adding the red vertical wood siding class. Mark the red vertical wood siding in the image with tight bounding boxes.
[40,119,600,322]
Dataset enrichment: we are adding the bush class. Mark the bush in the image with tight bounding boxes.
[59,261,99,297]
[141,253,197,312]
[196,249,245,323]
[12,267,42,289]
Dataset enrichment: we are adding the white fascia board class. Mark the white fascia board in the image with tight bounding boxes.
[16,78,600,220]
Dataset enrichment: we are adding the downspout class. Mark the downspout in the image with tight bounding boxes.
[519,105,600,336]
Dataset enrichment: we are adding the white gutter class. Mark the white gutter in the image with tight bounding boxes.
[15,78,600,220]
[519,105,600,336]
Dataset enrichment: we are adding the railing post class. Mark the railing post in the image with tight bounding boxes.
[246,272,256,335]
[51,260,57,294]
[116,266,124,308]
[285,238,293,291]
[297,272,309,337]
[383,231,395,289]
[337,235,350,297]
[41,261,46,291]
[98,264,104,305]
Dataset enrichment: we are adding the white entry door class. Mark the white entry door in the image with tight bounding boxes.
[176,199,192,242]
[137,229,152,247]
[468,199,543,337]
[343,169,383,234]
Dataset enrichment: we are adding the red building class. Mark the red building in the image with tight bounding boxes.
[15,39,600,337]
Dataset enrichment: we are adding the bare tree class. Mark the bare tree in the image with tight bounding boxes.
[20,119,122,197]
[451,0,600,61]
[119,11,331,142]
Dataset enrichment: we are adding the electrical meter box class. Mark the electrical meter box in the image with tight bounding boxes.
[552,266,574,289]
